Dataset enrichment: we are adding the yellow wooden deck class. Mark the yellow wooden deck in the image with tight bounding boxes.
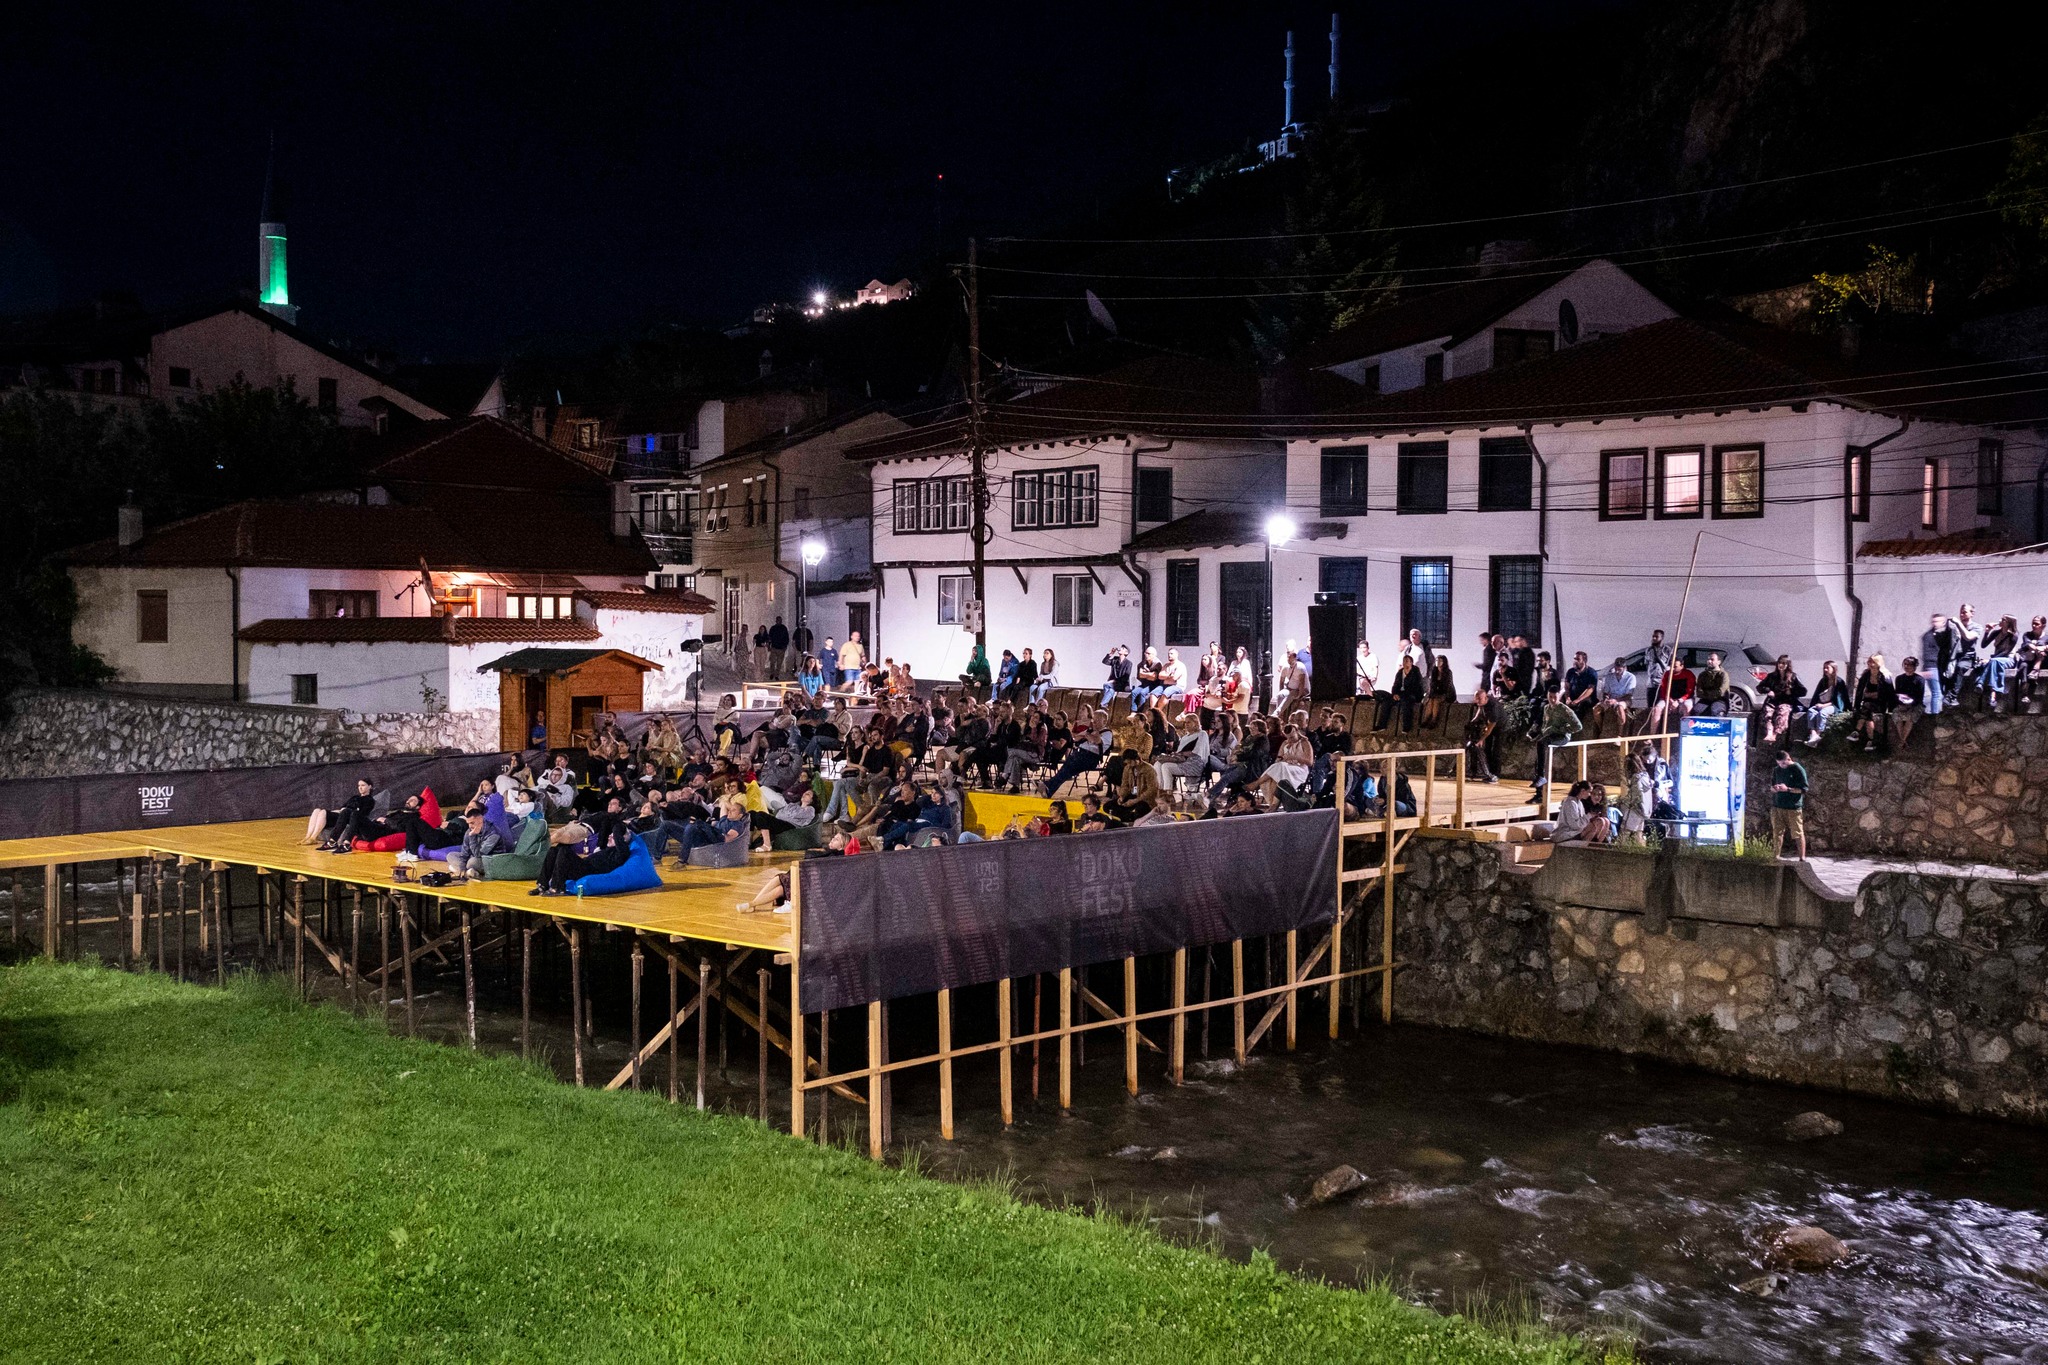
[0,818,793,952]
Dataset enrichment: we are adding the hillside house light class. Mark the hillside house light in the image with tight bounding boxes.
[811,290,828,307]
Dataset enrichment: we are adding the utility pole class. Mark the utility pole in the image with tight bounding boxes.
[966,237,989,659]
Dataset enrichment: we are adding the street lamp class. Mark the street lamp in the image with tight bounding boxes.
[1262,515,1297,711]
[799,538,826,650]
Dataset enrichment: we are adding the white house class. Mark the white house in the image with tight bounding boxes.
[1133,317,2048,697]
[1296,258,1676,394]
[840,355,1286,681]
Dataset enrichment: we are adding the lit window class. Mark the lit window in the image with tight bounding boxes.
[1656,447,1703,519]
[1922,459,1940,531]
[1712,445,1764,518]
[1846,446,1870,523]
[1400,559,1451,647]
[1600,449,1646,519]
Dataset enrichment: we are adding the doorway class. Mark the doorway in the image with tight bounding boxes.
[1218,561,1267,667]
[847,601,871,653]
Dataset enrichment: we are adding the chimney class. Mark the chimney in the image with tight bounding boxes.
[1282,31,1297,129]
[1328,13,1340,104]
[530,406,549,439]
[117,494,144,548]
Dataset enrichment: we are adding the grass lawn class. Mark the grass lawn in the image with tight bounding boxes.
[0,962,1621,1363]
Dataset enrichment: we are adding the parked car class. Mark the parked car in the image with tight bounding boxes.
[1615,642,1776,714]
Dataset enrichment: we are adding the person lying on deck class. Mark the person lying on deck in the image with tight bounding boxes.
[302,778,378,851]
[387,795,460,859]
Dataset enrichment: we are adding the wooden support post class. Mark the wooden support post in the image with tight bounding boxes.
[567,922,585,1086]
[521,921,534,1061]
[628,936,643,1089]
[667,949,682,1103]
[43,862,59,960]
[10,869,19,947]
[461,906,478,1049]
[757,966,770,1122]
[1381,758,1397,1026]
[1170,948,1186,1085]
[867,999,884,1159]
[349,889,362,1011]
[1031,974,1042,1101]
[213,869,227,985]
[1057,967,1073,1110]
[130,876,144,966]
[790,875,806,1141]
[397,895,416,1037]
[379,894,391,1026]
[69,863,80,956]
[718,951,729,1080]
[293,878,307,999]
[1123,956,1139,1096]
[696,955,712,1111]
[1231,939,1246,1063]
[937,987,955,1139]
[197,866,211,954]
[174,862,187,980]
[997,977,1014,1126]
[153,860,165,973]
[817,1012,829,1142]
[1285,929,1299,1051]
[1455,747,1467,829]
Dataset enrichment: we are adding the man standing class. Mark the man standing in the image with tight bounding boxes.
[767,615,791,679]
[1955,602,1985,705]
[1919,612,1961,715]
[1404,628,1437,684]
[1768,747,1809,862]
[1464,684,1502,783]
[1475,631,1499,698]
[1644,628,1672,702]
[838,631,865,688]
[1507,634,1536,696]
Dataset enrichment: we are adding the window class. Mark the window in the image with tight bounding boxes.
[290,674,319,706]
[1922,459,1940,531]
[1977,439,2004,516]
[683,490,700,530]
[576,422,598,451]
[317,377,337,412]
[507,594,574,620]
[792,486,811,519]
[307,589,377,619]
[168,366,191,388]
[1712,445,1764,518]
[1422,353,1444,385]
[1491,328,1554,368]
[1359,364,1381,394]
[1600,449,1647,520]
[1400,558,1452,647]
[1396,441,1448,514]
[1011,465,1099,530]
[135,589,168,644]
[1165,559,1200,645]
[654,573,677,589]
[1319,557,1368,642]
[1477,436,1533,511]
[1846,446,1871,523]
[1489,555,1542,643]
[1320,449,1370,515]
[936,574,974,625]
[1136,468,1174,522]
[634,490,681,534]
[1655,447,1703,519]
[709,483,731,531]
[1053,574,1094,627]
[894,475,972,533]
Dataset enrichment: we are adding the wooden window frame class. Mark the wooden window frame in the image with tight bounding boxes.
[1711,444,1765,520]
[1654,446,1704,520]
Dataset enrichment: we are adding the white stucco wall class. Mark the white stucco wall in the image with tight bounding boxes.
[247,640,452,711]
[150,310,443,426]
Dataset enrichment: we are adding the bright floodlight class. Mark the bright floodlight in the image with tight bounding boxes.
[811,290,828,306]
[1265,513,1297,547]
[801,538,827,567]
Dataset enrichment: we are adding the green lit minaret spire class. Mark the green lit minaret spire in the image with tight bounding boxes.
[258,134,297,325]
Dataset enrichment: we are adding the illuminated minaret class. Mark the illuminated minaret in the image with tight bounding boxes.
[258,137,297,325]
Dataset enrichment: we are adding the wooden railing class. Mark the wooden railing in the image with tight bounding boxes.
[1539,731,1680,818]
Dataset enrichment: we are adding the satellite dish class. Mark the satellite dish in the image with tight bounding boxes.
[1558,298,1580,345]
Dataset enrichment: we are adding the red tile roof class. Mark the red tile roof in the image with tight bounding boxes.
[575,589,716,615]
[1858,531,2046,560]
[1130,509,1352,552]
[67,496,653,575]
[845,354,1267,462]
[1300,317,2048,434]
[237,616,601,645]
[364,416,614,494]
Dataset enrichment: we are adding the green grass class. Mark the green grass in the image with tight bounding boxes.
[0,961,1622,1364]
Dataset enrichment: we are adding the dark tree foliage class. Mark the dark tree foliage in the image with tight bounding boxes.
[1246,119,1401,361]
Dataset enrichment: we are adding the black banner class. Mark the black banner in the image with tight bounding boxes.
[0,752,534,843]
[797,809,1339,1013]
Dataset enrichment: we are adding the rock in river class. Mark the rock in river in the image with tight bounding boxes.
[1783,1111,1844,1141]
[1308,1164,1368,1206]
[1766,1224,1849,1271]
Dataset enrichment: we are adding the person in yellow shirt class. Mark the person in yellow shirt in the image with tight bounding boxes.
[837,632,865,687]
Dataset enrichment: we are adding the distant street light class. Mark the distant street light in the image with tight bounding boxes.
[1262,514,1297,708]
[799,538,827,639]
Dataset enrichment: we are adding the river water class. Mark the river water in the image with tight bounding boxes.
[19,871,2048,1363]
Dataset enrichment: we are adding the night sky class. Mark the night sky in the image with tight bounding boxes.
[3,1,1618,359]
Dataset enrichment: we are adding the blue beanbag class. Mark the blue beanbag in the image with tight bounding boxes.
[483,792,519,847]
[567,837,663,897]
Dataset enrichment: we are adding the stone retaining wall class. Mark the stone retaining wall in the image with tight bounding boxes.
[0,689,496,780]
[1387,836,2048,1123]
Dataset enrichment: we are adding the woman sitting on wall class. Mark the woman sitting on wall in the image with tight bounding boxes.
[301,778,378,850]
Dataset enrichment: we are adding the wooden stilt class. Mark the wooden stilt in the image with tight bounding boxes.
[1380,753,1397,1027]
[461,906,478,1049]
[42,863,59,960]
[567,922,585,1086]
[817,1011,829,1142]
[213,868,227,985]
[696,955,712,1111]
[1285,929,1299,1050]
[379,894,391,1025]
[293,878,307,999]
[69,863,79,956]
[629,936,643,1089]
[668,949,681,1103]
[130,872,144,967]
[789,874,806,1141]
[1231,939,1246,1063]
[1170,947,1187,1085]
[197,865,211,954]
[153,860,165,973]
[757,966,770,1121]
[937,987,954,1140]
[397,895,416,1037]
[879,1001,891,1148]
[717,951,729,1080]
[1123,956,1139,1096]
[349,888,362,1011]
[1058,966,1073,1109]
[1031,975,1042,1101]
[997,977,1014,1126]
[867,999,884,1159]
[9,869,18,947]
[174,862,187,980]
[520,921,534,1060]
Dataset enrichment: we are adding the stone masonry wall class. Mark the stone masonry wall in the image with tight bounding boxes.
[1387,836,2048,1124]
[0,689,498,781]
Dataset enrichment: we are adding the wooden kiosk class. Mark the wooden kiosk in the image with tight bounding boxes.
[482,647,658,750]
